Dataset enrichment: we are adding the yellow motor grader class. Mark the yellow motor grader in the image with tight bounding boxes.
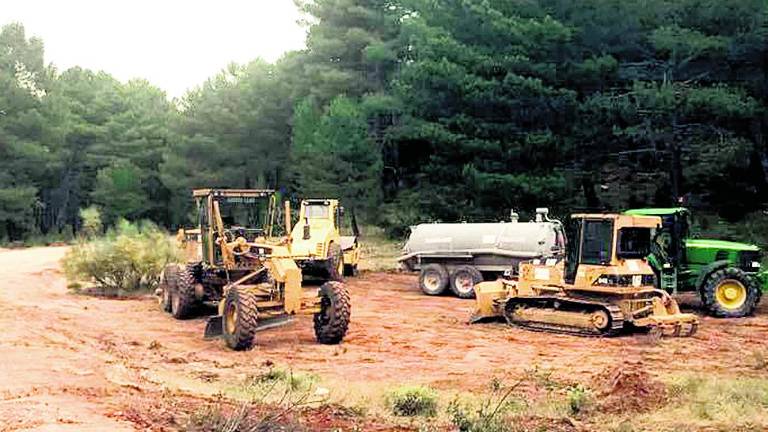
[286,199,361,281]
[472,213,699,337]
[160,189,351,350]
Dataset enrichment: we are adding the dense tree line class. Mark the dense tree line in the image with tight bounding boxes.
[1,0,767,242]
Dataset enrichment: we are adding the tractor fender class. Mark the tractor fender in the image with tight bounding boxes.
[694,260,734,292]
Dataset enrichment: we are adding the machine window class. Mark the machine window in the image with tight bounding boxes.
[617,228,652,259]
[305,204,330,219]
[581,220,613,265]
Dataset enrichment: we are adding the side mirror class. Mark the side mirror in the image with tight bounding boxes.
[339,206,345,216]
[303,220,311,240]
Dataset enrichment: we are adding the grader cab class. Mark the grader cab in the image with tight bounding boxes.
[473,213,699,337]
[159,189,351,351]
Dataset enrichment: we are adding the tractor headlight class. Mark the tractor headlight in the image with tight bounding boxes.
[751,261,761,269]
[593,274,655,287]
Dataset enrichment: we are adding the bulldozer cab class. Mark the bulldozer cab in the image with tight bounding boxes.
[564,214,659,286]
[193,189,276,267]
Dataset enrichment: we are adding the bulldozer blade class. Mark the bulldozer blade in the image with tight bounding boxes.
[204,315,224,339]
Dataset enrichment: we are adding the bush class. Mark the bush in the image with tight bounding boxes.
[386,385,438,417]
[79,206,103,239]
[62,219,179,295]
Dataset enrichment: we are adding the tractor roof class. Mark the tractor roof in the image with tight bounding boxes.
[192,188,275,198]
[624,207,689,216]
[571,213,660,229]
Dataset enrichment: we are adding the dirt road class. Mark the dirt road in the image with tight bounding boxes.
[1,246,766,431]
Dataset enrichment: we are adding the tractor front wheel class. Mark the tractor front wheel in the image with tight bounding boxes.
[701,267,760,318]
[314,281,351,344]
[223,287,259,350]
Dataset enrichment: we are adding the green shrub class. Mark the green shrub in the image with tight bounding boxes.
[566,384,590,415]
[79,206,103,239]
[386,385,438,417]
[62,219,178,295]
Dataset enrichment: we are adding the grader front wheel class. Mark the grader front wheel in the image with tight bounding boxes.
[314,281,351,344]
[223,287,259,351]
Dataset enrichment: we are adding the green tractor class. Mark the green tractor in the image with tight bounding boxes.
[625,208,765,317]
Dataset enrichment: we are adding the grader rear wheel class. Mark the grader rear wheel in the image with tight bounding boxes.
[159,264,180,313]
[223,287,259,351]
[170,267,197,319]
[314,281,351,344]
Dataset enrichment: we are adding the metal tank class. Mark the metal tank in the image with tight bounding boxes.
[398,209,564,299]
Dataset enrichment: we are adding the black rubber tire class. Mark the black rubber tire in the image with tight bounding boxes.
[449,265,482,299]
[160,264,180,313]
[326,243,344,282]
[314,281,351,344]
[343,263,358,277]
[223,287,259,351]
[700,267,761,318]
[170,266,197,319]
[418,264,449,295]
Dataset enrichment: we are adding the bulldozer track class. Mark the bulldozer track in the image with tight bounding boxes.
[503,297,625,337]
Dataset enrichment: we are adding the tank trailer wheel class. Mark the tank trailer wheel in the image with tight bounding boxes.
[418,264,449,295]
[701,267,760,318]
[170,266,197,320]
[159,264,180,313]
[326,243,344,282]
[223,287,259,351]
[314,281,351,344]
[450,265,482,299]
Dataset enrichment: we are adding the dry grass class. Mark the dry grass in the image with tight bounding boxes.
[357,225,403,272]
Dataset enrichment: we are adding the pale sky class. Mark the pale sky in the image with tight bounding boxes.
[1,0,308,97]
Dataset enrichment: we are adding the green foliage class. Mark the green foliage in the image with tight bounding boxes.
[78,206,102,239]
[62,220,178,295]
[290,96,382,220]
[385,385,438,417]
[447,378,525,432]
[566,384,591,415]
[4,0,768,239]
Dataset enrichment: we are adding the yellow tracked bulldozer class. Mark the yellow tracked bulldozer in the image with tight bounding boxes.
[160,189,351,350]
[472,213,699,337]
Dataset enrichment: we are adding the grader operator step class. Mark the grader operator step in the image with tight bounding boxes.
[204,315,294,339]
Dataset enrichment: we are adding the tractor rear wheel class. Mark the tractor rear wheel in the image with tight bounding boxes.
[701,267,760,318]
[223,287,259,350]
[314,281,351,344]
[170,267,197,319]
[450,265,482,299]
[326,243,344,282]
[418,264,449,295]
